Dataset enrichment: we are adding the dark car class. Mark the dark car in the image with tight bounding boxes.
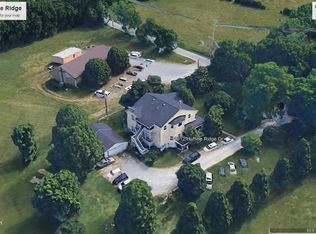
[112,173,128,185]
[126,71,137,76]
[239,159,248,168]
[183,152,201,164]
[219,167,226,177]
[133,65,144,71]
[95,157,115,169]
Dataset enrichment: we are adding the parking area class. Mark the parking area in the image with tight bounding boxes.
[129,57,198,83]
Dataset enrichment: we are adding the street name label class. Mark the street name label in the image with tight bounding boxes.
[0,2,26,20]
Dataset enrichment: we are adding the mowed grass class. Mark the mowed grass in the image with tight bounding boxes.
[79,172,120,234]
[155,145,289,233]
[239,176,316,234]
[153,149,182,168]
[135,0,310,55]
[0,26,189,234]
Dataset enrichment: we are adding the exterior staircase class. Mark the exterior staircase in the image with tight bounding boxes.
[131,128,149,155]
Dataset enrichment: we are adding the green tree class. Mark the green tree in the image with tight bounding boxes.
[119,79,151,107]
[270,158,291,190]
[227,180,253,222]
[242,62,294,124]
[205,91,236,114]
[147,75,164,94]
[85,0,107,26]
[83,58,111,87]
[250,172,270,206]
[203,105,224,137]
[203,191,233,234]
[11,123,38,165]
[154,26,178,52]
[176,164,206,201]
[254,33,311,77]
[106,47,130,75]
[56,218,85,234]
[176,202,206,234]
[241,133,262,155]
[209,40,254,83]
[186,67,214,96]
[171,78,187,92]
[261,126,287,146]
[47,105,103,181]
[177,87,195,106]
[184,126,203,145]
[135,18,158,44]
[287,73,316,128]
[290,138,312,181]
[111,0,141,33]
[55,104,88,128]
[33,170,80,222]
[114,179,157,234]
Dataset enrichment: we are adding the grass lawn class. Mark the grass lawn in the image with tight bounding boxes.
[79,172,120,234]
[0,25,190,234]
[155,145,289,233]
[239,176,316,234]
[135,0,310,55]
[153,149,182,168]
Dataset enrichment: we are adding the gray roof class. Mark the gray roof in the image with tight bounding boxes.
[91,123,127,150]
[130,93,196,128]
[185,116,204,128]
[61,45,110,78]
[169,115,186,125]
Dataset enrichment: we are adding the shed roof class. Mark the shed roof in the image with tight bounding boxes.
[61,45,110,79]
[53,47,82,58]
[91,123,127,150]
[130,93,196,128]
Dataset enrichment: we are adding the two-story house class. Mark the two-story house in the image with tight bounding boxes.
[126,93,204,155]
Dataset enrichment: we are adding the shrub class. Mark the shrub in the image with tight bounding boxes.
[234,0,266,9]
[261,126,287,146]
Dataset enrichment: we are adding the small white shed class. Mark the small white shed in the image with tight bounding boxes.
[92,123,128,158]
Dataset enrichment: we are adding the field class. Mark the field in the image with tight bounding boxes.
[135,0,310,55]
[0,26,189,234]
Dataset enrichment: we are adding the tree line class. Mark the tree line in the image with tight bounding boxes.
[0,0,112,50]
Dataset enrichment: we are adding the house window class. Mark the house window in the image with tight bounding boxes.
[188,114,191,118]
[178,122,182,127]
[170,136,174,140]
[73,54,75,58]
[131,115,135,120]
[171,125,174,128]
[164,126,167,130]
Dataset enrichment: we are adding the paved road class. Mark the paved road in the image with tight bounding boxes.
[129,57,198,83]
[105,20,210,67]
[102,120,278,196]
[173,47,210,66]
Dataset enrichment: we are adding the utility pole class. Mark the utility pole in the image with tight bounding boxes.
[104,96,109,119]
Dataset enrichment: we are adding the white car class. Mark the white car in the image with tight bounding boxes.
[117,178,132,192]
[223,136,233,144]
[207,142,218,150]
[206,172,213,189]
[129,51,142,58]
[94,90,110,98]
[125,85,132,91]
[227,162,237,174]
[110,168,122,176]
[145,58,155,63]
